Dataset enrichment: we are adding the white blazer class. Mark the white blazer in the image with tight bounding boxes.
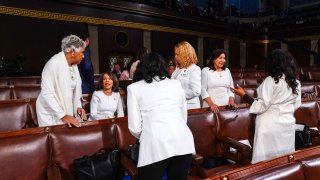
[127,78,195,167]
[171,64,201,109]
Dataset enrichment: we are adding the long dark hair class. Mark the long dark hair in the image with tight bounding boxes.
[266,49,298,95]
[208,49,226,71]
[133,52,170,83]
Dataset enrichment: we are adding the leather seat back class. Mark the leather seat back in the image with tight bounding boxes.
[50,122,117,179]
[187,109,217,158]
[0,133,50,180]
[12,85,41,99]
[0,99,30,132]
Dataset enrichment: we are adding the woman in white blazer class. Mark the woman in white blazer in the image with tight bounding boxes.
[171,41,201,109]
[231,49,301,163]
[127,52,195,180]
[201,49,235,113]
[36,35,87,127]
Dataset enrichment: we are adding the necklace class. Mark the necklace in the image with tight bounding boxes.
[69,66,76,80]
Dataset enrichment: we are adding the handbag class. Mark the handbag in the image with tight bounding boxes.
[74,149,123,180]
[295,124,312,149]
[127,140,140,164]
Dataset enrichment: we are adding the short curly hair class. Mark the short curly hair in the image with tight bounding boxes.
[61,34,85,53]
[174,41,198,68]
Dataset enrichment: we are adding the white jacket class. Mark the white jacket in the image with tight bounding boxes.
[127,78,195,167]
[171,64,201,109]
[36,51,82,127]
[250,76,301,163]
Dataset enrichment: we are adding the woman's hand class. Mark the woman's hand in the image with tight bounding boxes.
[231,85,246,97]
[210,104,220,113]
[77,107,87,120]
[228,97,237,109]
[62,115,81,127]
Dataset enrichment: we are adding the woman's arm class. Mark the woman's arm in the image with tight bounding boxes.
[89,92,101,120]
[116,93,125,117]
[127,85,142,138]
[185,65,201,99]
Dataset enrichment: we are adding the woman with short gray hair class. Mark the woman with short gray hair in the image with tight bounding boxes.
[36,34,87,127]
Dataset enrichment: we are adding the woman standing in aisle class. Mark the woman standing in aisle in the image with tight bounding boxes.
[128,52,195,180]
[231,49,301,163]
[171,41,201,109]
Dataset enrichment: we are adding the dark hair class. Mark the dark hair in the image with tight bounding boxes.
[266,49,298,95]
[133,52,170,83]
[97,71,119,92]
[208,49,226,71]
[136,47,148,61]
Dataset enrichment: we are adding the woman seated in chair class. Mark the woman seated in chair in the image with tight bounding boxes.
[89,72,124,120]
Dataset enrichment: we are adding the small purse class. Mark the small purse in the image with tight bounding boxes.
[295,124,312,150]
[74,149,123,180]
[127,140,140,164]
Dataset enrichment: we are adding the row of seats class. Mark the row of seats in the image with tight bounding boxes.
[0,85,41,100]
[0,92,319,134]
[187,99,320,178]
[0,102,319,179]
[0,76,41,86]
[210,145,320,180]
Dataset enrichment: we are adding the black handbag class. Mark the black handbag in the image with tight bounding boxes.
[127,141,140,164]
[295,124,312,149]
[74,149,123,180]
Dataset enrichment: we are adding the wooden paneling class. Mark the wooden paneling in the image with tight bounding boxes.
[228,40,240,68]
[203,38,224,67]
[98,26,143,73]
[288,40,311,67]
[0,14,85,76]
[246,43,266,69]
[151,31,197,62]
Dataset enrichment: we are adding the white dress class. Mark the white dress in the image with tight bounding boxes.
[89,91,124,120]
[127,78,195,167]
[171,64,201,109]
[250,76,301,163]
[201,67,234,106]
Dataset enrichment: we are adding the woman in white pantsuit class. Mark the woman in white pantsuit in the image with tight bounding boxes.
[232,49,301,164]
[128,52,195,180]
[171,41,201,109]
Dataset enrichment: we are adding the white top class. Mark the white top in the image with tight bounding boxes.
[129,60,140,79]
[127,78,195,167]
[201,67,234,106]
[89,91,124,120]
[36,51,82,127]
[171,64,201,109]
[250,76,301,163]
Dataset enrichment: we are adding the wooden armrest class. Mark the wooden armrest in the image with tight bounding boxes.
[218,136,252,164]
[47,165,61,180]
[120,153,138,180]
[309,129,320,146]
[192,153,203,165]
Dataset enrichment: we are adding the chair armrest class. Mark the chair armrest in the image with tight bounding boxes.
[190,153,203,176]
[309,129,320,146]
[47,165,61,180]
[192,153,203,165]
[120,153,138,180]
[218,136,252,164]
